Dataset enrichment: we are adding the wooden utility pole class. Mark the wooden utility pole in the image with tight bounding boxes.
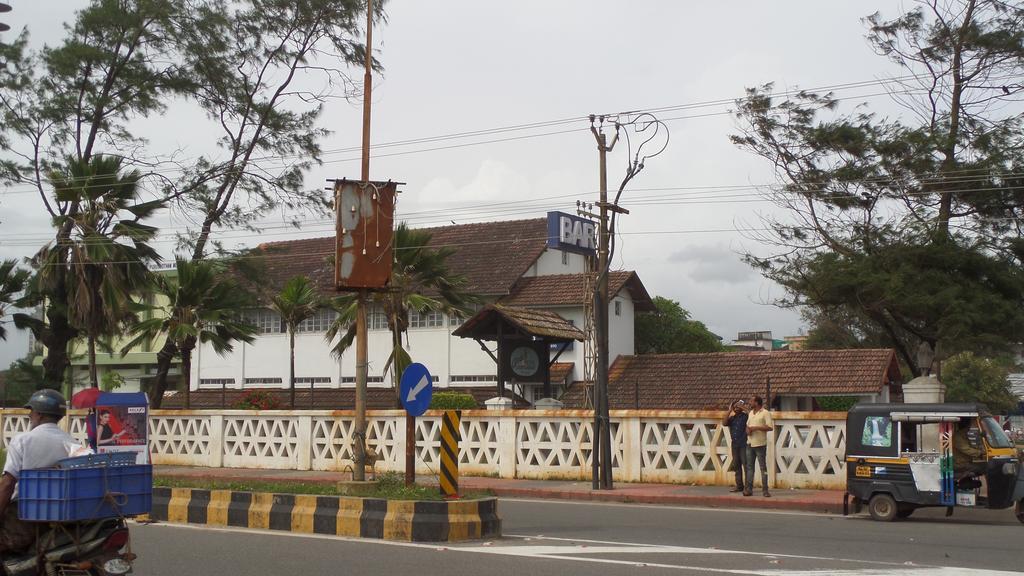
[353,0,374,483]
[590,116,619,490]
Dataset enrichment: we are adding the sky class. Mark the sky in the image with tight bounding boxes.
[0,0,912,369]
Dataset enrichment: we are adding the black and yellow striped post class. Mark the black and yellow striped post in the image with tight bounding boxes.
[439,410,461,498]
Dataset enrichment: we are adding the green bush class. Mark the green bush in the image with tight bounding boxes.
[429,392,477,410]
[232,389,282,410]
[815,396,860,412]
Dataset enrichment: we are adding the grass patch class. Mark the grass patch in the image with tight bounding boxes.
[154,472,493,501]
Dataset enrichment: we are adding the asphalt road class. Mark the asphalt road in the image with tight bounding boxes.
[128,499,1024,575]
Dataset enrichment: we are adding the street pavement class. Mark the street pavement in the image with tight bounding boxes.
[128,496,1024,575]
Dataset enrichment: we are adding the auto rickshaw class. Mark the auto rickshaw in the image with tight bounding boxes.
[844,403,1024,522]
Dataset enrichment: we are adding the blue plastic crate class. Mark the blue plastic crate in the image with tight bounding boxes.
[18,464,152,522]
[58,453,138,469]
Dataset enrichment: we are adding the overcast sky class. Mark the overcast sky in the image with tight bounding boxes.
[0,1,911,368]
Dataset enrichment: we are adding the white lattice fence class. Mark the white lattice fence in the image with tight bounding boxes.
[149,414,215,466]
[0,409,848,488]
[774,418,847,489]
[222,414,301,469]
[514,416,623,480]
[638,419,731,485]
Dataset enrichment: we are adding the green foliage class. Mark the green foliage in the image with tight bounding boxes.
[2,357,42,406]
[100,371,125,392]
[814,396,860,412]
[635,296,723,354]
[232,390,282,410]
[732,1,1024,376]
[429,392,477,410]
[0,260,29,342]
[943,352,1018,414]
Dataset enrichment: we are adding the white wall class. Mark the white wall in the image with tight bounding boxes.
[527,247,588,277]
[608,292,635,363]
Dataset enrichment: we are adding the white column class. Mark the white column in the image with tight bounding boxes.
[296,414,312,470]
[209,414,224,468]
[620,415,642,482]
[497,413,517,479]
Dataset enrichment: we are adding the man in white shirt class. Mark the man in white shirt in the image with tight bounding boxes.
[0,389,75,553]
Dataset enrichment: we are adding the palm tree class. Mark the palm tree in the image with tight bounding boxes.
[0,260,29,342]
[40,156,164,388]
[326,223,477,405]
[270,275,324,409]
[123,258,258,409]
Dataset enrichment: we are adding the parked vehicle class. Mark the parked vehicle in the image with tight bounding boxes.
[844,403,1024,523]
[1,518,134,575]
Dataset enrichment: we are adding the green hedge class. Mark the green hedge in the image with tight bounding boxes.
[429,392,478,410]
[815,396,860,412]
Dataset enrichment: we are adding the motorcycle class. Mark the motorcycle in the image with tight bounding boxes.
[2,518,134,576]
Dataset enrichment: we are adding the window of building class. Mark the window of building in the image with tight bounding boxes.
[369,306,388,330]
[297,308,337,333]
[614,300,622,316]
[450,375,497,384]
[246,309,282,334]
[340,376,385,383]
[562,251,570,266]
[199,378,235,388]
[295,377,332,385]
[408,309,443,329]
[244,377,283,386]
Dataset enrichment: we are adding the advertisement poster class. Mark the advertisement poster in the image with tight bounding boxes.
[93,403,149,464]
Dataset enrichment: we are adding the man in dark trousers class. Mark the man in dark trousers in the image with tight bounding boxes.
[721,399,748,492]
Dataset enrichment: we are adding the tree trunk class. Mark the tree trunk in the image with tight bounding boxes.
[391,311,402,409]
[88,334,99,388]
[180,335,197,410]
[181,345,193,410]
[289,329,296,409]
[148,339,178,409]
[40,296,76,390]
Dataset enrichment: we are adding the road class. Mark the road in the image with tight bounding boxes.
[129,498,1024,575]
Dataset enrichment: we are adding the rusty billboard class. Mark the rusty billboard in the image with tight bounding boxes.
[334,179,398,290]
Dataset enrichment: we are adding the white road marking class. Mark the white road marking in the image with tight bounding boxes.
[133,522,1023,575]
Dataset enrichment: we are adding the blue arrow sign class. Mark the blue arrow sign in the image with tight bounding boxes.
[400,363,433,417]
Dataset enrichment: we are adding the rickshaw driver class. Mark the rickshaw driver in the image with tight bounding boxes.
[0,390,76,554]
[953,417,986,478]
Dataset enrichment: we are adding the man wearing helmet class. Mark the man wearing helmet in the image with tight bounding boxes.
[0,389,76,553]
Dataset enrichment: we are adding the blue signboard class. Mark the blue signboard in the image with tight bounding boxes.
[547,211,597,255]
[400,363,434,417]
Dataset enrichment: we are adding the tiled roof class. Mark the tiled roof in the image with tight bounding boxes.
[500,271,656,312]
[160,386,529,410]
[561,349,902,410]
[550,362,574,385]
[247,218,549,298]
[453,304,585,341]
[1008,373,1024,399]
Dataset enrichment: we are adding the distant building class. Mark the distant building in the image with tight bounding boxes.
[728,331,790,352]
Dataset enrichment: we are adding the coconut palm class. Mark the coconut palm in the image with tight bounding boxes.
[270,275,325,409]
[123,258,257,409]
[326,223,477,405]
[0,260,29,342]
[37,156,163,388]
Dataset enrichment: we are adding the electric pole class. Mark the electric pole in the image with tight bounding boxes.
[590,115,619,490]
[353,0,374,483]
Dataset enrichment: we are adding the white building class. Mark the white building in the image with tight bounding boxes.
[187,214,654,407]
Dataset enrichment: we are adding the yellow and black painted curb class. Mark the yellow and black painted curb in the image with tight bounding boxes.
[148,487,501,542]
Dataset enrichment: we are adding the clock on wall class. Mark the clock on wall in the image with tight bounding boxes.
[499,340,549,382]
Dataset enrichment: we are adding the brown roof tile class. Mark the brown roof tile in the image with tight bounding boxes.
[550,362,574,385]
[244,218,549,297]
[561,349,901,410]
[452,304,585,341]
[500,271,655,311]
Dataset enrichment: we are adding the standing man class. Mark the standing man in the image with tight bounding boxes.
[721,400,748,492]
[744,395,773,497]
[0,390,75,553]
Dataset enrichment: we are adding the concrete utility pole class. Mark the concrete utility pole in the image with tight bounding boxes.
[589,116,619,490]
[353,0,374,483]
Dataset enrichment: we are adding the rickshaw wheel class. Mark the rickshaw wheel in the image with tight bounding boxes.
[1015,499,1024,524]
[868,493,898,522]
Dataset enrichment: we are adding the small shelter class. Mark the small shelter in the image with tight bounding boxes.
[452,304,585,401]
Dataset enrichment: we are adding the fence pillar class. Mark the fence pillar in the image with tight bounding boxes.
[620,415,642,482]
[497,413,517,479]
[209,414,224,468]
[767,426,777,489]
[297,414,312,471]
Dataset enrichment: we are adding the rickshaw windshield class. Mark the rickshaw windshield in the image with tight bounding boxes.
[980,416,1013,449]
